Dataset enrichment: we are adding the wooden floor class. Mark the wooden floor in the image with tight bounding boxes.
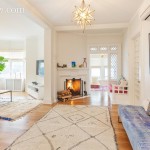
[0,91,132,150]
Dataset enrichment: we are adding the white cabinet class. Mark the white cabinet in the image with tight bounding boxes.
[0,79,6,90]
[27,84,44,100]
[5,79,25,91]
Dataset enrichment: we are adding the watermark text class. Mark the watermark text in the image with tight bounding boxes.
[0,8,24,14]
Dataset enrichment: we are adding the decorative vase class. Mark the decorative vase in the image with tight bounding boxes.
[83,58,87,68]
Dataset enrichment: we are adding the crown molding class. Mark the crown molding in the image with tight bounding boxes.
[140,5,150,20]
[55,23,129,31]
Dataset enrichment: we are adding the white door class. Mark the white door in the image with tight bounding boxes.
[134,36,141,103]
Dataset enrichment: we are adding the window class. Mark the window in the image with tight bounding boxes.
[90,46,98,52]
[110,53,117,80]
[104,67,108,80]
[0,62,11,78]
[90,54,108,67]
[12,61,25,78]
[91,68,100,77]
[90,54,108,83]
[100,46,108,51]
[0,51,26,79]
[110,46,118,51]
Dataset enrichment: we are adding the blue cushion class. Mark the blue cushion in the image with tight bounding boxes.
[119,105,150,150]
[147,102,150,116]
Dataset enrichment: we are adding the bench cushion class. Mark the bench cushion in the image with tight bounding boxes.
[118,105,150,150]
[147,102,150,116]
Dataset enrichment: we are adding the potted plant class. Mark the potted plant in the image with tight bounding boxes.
[0,56,8,72]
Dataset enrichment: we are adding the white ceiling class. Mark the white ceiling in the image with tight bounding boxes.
[0,0,145,38]
[0,0,44,39]
[26,0,144,26]
[0,14,44,39]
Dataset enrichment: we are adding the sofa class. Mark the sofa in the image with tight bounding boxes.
[118,105,150,150]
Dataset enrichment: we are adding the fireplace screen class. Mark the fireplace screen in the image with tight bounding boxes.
[65,78,82,96]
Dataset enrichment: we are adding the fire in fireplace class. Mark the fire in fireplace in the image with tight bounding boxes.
[65,78,83,96]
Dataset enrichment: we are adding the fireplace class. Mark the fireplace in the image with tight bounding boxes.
[65,78,83,97]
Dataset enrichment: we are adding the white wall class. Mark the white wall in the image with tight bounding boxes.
[0,40,25,50]
[139,0,150,109]
[57,32,87,67]
[122,0,150,107]
[0,11,45,39]
[36,33,44,84]
[122,14,141,105]
[122,30,129,79]
[26,37,37,88]
[44,28,52,104]
[42,28,57,104]
[26,33,44,91]
[87,34,123,44]
[140,21,150,109]
[0,79,6,89]
[51,30,57,103]
[122,13,141,80]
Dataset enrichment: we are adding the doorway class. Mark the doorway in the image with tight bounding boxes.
[89,44,120,91]
[90,53,108,91]
[89,44,121,105]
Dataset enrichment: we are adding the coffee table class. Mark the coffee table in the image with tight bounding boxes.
[0,90,12,102]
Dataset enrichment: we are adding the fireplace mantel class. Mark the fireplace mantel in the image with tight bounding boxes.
[57,68,89,77]
[57,68,89,71]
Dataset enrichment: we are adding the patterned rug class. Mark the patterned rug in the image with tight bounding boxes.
[7,105,117,150]
[0,100,41,121]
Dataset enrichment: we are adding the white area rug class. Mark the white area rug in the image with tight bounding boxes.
[0,99,41,121]
[7,105,117,150]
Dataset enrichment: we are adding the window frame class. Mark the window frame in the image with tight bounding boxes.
[0,51,26,79]
[89,44,121,83]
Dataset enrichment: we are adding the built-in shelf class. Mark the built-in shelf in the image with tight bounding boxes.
[27,83,44,100]
[111,84,128,94]
[5,79,24,91]
[57,68,89,71]
[57,68,89,77]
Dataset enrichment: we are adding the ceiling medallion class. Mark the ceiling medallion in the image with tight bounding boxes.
[73,0,95,32]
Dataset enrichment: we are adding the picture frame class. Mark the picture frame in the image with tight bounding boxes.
[71,61,76,67]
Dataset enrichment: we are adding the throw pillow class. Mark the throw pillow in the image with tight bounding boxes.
[117,75,125,85]
[147,102,150,116]
[120,80,128,87]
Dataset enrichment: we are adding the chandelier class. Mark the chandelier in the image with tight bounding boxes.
[73,0,95,32]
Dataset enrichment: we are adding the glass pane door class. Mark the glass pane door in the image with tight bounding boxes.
[110,53,118,80]
[90,54,108,87]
